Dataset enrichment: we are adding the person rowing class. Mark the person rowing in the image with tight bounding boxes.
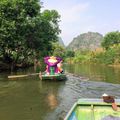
[44,56,62,75]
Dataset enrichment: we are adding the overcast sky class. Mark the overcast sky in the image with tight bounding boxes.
[41,0,120,46]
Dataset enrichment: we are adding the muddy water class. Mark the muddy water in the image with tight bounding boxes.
[0,64,120,120]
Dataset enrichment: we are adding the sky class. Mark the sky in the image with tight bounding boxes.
[41,0,120,46]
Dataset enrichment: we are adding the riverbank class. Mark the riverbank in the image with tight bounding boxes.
[0,61,33,72]
[0,61,10,72]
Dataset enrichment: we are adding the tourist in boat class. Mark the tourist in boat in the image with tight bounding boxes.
[44,56,62,75]
[57,60,64,73]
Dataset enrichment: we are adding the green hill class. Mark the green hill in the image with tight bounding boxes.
[67,32,103,50]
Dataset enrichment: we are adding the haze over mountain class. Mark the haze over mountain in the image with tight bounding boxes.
[58,37,65,47]
[67,32,103,50]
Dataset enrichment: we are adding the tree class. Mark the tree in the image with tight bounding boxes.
[65,50,75,58]
[0,0,41,63]
[51,42,65,58]
[102,31,120,50]
[0,0,61,70]
[35,10,61,53]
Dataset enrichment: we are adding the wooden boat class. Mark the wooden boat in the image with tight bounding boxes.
[41,73,67,81]
[40,66,67,81]
[8,72,67,80]
[64,98,120,120]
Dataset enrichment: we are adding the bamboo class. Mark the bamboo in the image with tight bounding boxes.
[8,73,40,79]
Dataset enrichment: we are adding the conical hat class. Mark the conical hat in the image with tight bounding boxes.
[48,56,57,63]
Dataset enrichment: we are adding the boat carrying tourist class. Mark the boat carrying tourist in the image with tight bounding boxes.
[39,56,66,80]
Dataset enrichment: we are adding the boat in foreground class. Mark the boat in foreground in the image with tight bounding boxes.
[64,98,120,120]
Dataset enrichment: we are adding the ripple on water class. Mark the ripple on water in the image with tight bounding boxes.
[0,81,23,96]
[34,73,120,120]
[67,75,120,96]
[57,75,120,119]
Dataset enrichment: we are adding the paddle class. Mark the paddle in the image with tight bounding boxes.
[8,72,40,79]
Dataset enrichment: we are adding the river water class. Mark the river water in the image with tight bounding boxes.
[0,64,120,120]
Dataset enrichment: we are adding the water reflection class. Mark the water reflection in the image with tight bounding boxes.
[43,74,120,120]
[65,64,120,84]
[0,64,120,120]
[46,93,58,110]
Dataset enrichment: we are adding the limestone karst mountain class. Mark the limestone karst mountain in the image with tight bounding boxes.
[67,32,103,50]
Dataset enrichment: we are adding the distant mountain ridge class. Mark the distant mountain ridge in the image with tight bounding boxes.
[67,32,103,50]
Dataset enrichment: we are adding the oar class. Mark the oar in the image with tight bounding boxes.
[8,73,40,79]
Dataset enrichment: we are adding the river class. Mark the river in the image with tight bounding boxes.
[0,64,120,120]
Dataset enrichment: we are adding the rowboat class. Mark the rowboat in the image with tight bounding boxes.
[41,73,67,81]
[8,72,67,80]
[40,66,67,81]
[64,98,120,120]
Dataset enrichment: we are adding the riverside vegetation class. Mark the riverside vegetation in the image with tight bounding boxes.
[66,31,120,66]
[0,0,61,71]
[1,0,120,72]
